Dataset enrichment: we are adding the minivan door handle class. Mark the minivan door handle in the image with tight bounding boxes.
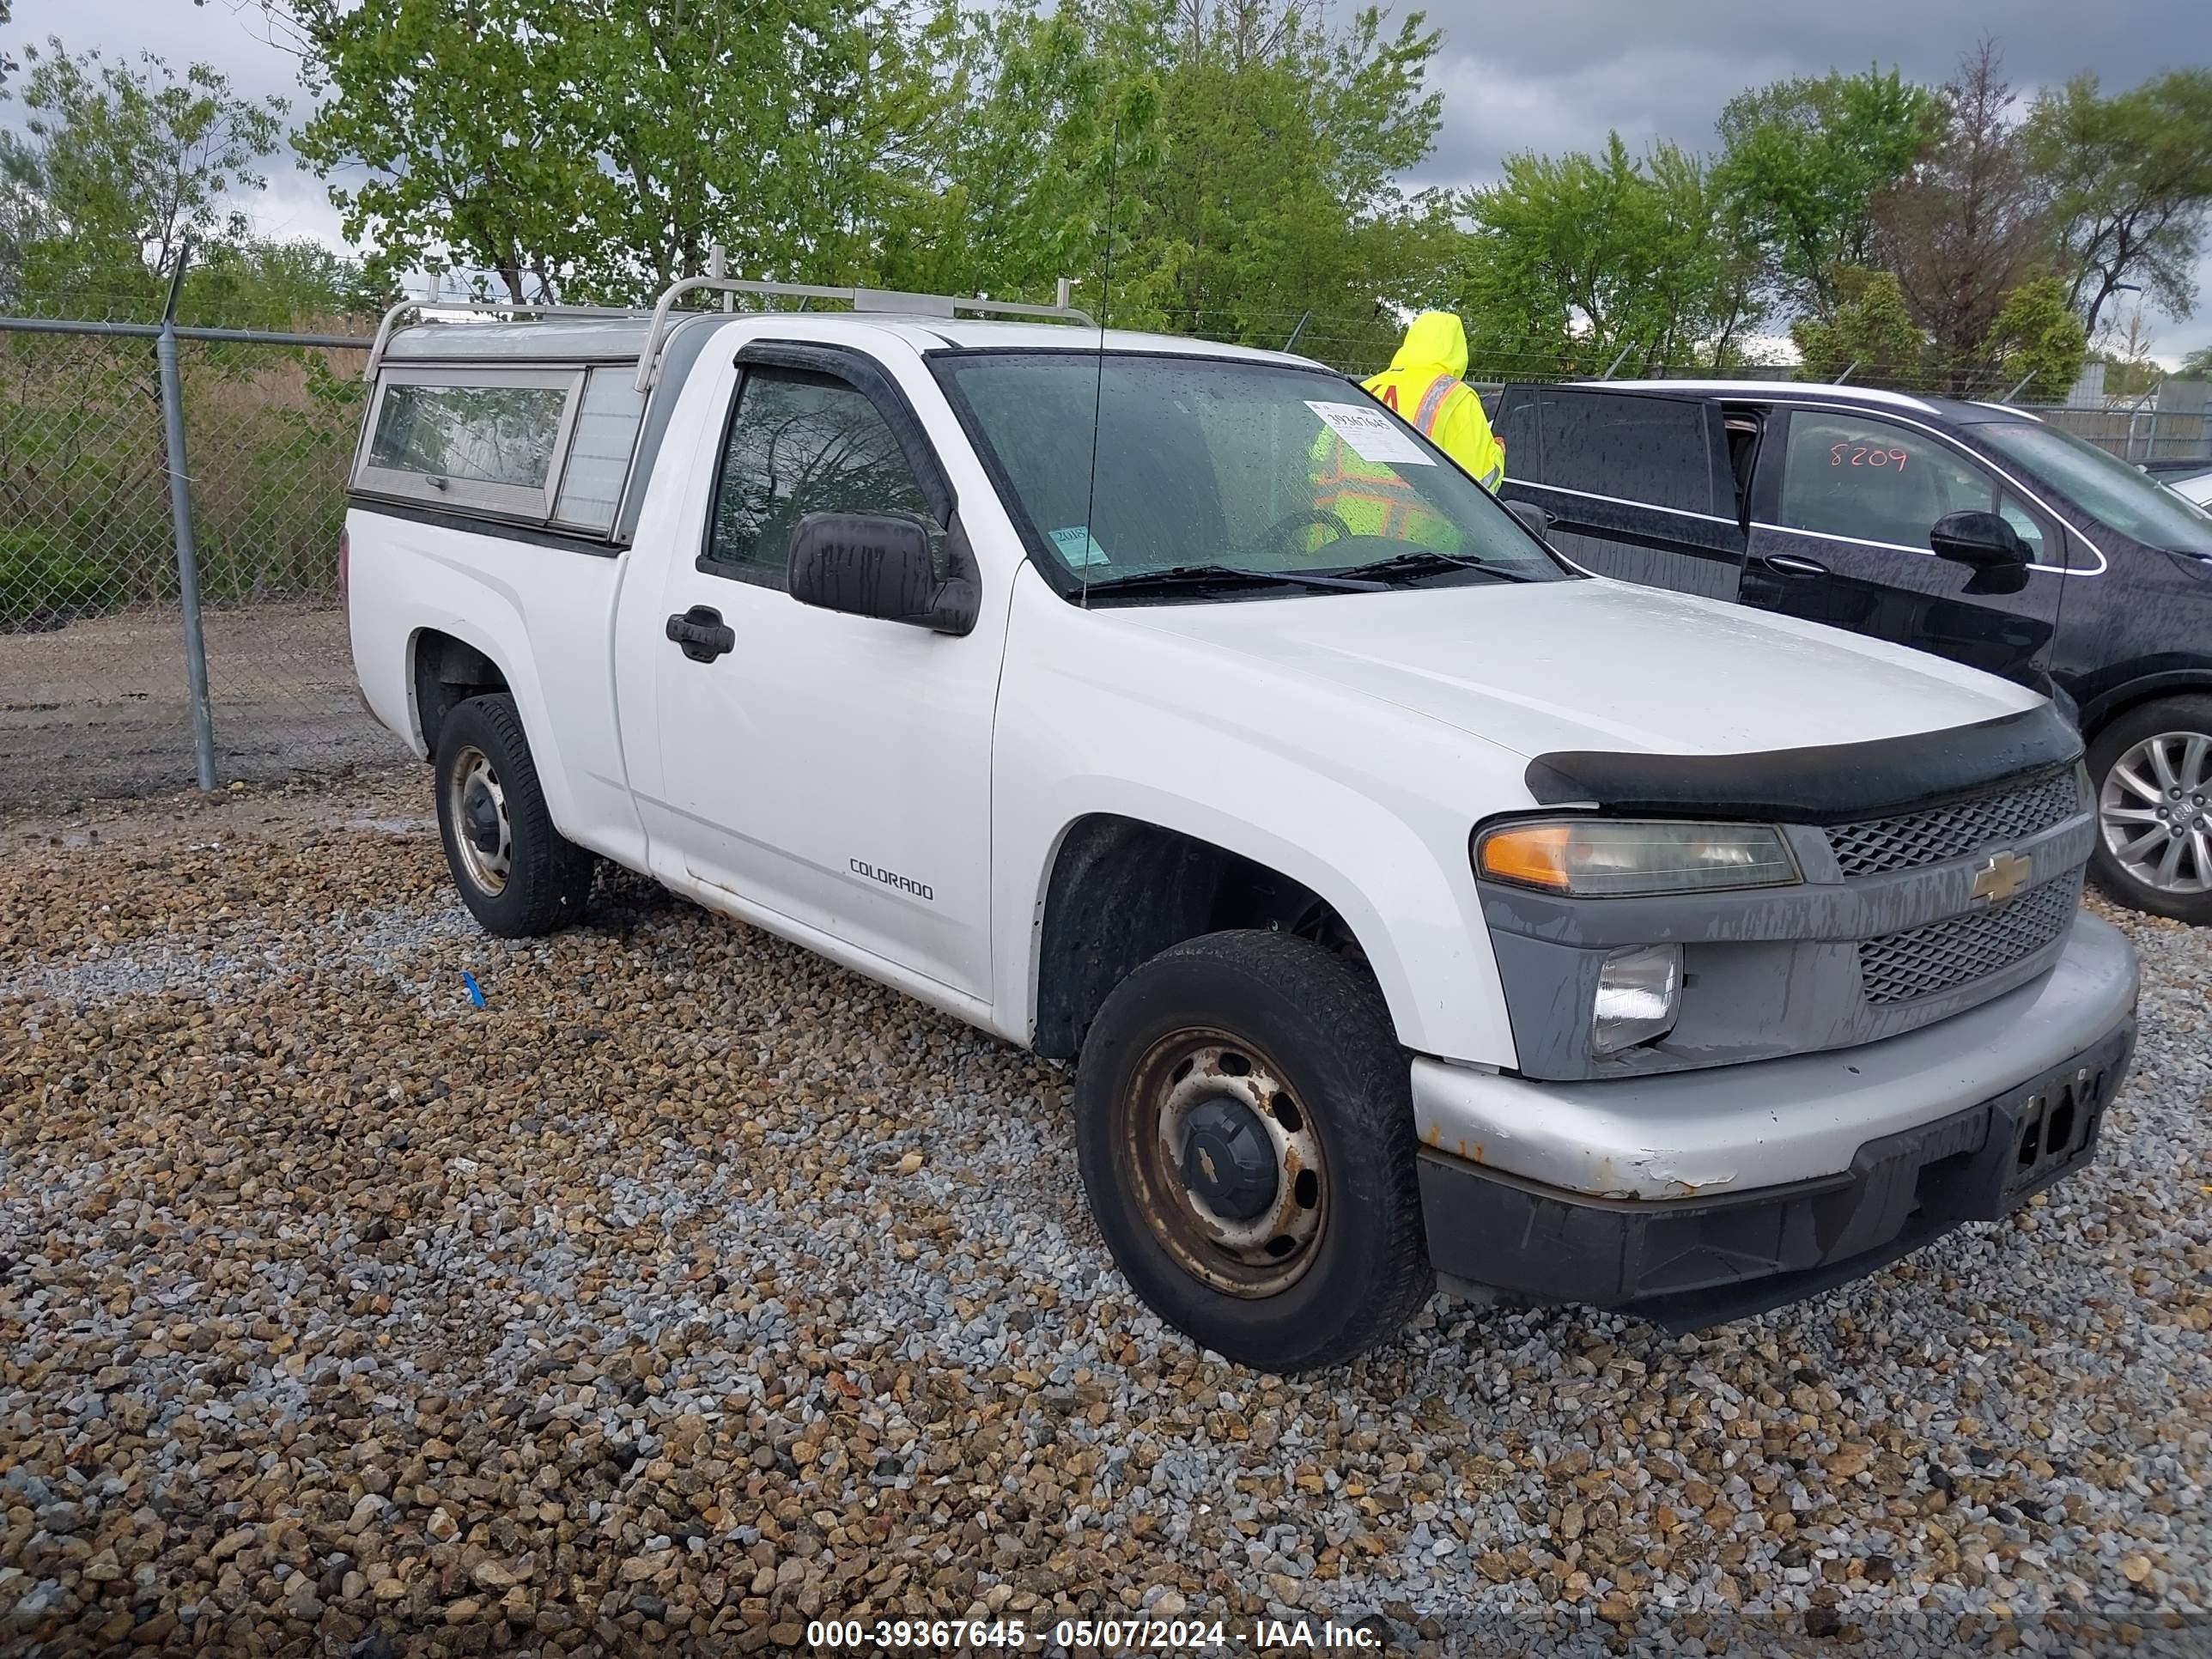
[665,605,736,663]
[1759,553,1829,578]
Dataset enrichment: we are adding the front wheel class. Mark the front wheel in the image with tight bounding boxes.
[2088,695,2212,925]
[1074,930,1432,1372]
[434,693,597,938]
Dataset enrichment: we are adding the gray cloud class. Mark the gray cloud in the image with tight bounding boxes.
[1407,0,2212,359]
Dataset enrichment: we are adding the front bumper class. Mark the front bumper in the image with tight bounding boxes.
[1414,911,2138,1328]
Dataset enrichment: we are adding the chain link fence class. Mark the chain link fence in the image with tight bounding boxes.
[3,295,2208,809]
[0,315,408,805]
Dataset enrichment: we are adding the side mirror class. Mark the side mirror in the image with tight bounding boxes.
[1929,509,2029,570]
[1505,500,1553,541]
[787,511,979,635]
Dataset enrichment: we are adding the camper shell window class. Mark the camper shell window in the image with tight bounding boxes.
[354,363,646,533]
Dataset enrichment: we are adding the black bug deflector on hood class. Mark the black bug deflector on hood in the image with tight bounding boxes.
[1522,702,2081,825]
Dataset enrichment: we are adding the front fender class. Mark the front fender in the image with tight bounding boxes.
[1005,774,1514,1066]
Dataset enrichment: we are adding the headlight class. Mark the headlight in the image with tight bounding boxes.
[1474,818,1800,897]
[1592,944,1680,1055]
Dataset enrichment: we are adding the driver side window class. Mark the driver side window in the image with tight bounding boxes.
[1778,413,1996,551]
[704,368,937,589]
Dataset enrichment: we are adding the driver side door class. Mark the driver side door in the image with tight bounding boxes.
[1740,407,2067,685]
[646,346,1001,1000]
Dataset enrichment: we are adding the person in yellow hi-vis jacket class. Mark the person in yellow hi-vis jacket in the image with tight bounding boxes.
[1363,311,1504,489]
[1307,311,1504,558]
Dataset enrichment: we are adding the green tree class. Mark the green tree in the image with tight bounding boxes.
[283,0,925,303]
[2027,70,2212,339]
[0,40,283,300]
[1455,132,1763,377]
[184,236,382,327]
[874,0,1158,309]
[1714,65,1942,321]
[1981,276,2088,400]
[1130,0,1448,353]
[1790,266,1923,385]
[2182,344,2212,379]
[2093,303,2164,397]
[879,0,1453,367]
[1872,43,2052,391]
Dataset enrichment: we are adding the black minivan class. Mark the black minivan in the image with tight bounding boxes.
[1492,380,2212,923]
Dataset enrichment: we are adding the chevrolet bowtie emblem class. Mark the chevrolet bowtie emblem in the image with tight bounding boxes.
[1971,849,2033,904]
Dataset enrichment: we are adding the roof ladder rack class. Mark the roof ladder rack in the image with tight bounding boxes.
[629,276,1096,391]
[363,296,648,380]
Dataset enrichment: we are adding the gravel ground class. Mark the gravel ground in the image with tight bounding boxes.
[2,774,2208,1658]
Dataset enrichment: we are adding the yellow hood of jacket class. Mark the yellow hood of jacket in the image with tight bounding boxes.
[1386,311,1469,380]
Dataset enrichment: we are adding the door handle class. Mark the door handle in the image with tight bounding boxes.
[1760,553,1829,578]
[665,605,736,664]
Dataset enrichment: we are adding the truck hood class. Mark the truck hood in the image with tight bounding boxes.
[1119,576,2043,760]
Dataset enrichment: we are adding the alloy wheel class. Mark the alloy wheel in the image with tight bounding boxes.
[2100,731,2212,896]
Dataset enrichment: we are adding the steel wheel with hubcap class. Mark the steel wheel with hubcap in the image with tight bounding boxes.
[433,693,599,939]
[2088,694,2212,925]
[447,744,514,898]
[1121,1030,1328,1298]
[1074,929,1432,1373]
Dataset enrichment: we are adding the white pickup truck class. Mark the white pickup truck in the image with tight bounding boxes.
[344,278,2139,1371]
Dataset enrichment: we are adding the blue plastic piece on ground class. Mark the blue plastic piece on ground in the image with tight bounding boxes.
[461,971,485,1009]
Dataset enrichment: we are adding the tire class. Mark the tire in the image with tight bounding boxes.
[2087,694,2212,925]
[433,693,597,938]
[1073,929,1432,1372]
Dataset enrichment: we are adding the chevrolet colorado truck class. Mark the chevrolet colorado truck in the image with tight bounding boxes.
[343,277,2140,1371]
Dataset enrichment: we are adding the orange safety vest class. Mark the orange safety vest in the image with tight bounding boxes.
[1310,373,1465,548]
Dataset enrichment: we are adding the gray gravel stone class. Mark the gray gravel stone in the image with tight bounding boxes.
[0,774,2205,1656]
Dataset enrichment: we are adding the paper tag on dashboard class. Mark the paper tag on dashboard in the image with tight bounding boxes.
[1306,400,1435,465]
[1050,525,1112,567]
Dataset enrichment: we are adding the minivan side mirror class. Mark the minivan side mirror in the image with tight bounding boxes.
[1929,509,2030,569]
[1505,499,1554,542]
[787,511,979,635]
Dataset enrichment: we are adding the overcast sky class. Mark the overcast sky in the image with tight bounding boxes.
[9,0,2211,362]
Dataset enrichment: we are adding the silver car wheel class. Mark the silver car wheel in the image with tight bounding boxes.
[2100,730,2212,896]
[447,744,513,897]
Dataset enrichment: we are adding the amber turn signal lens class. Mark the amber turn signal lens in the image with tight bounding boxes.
[1476,823,1574,890]
[1474,818,1800,897]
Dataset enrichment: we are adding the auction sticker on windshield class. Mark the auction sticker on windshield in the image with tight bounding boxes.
[1050,525,1112,566]
[1307,400,1435,465]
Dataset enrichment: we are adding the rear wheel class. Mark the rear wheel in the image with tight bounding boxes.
[434,693,597,937]
[2089,695,2212,925]
[1074,930,1431,1372]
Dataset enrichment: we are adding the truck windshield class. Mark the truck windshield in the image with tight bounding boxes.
[934,351,1573,595]
[1976,420,2212,557]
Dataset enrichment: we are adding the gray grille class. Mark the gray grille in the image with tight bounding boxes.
[1858,876,2081,1006]
[1826,769,2081,878]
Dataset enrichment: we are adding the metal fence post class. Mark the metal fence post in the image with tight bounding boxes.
[156,250,219,791]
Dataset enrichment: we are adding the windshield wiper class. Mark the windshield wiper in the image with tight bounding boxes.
[1322,548,1531,585]
[1081,562,1386,599]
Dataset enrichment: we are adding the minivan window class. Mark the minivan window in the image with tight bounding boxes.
[1778,411,1997,549]
[935,353,1571,593]
[1975,420,2212,556]
[1534,391,1717,516]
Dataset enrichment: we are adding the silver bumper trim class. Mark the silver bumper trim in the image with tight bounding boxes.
[1413,910,2138,1200]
